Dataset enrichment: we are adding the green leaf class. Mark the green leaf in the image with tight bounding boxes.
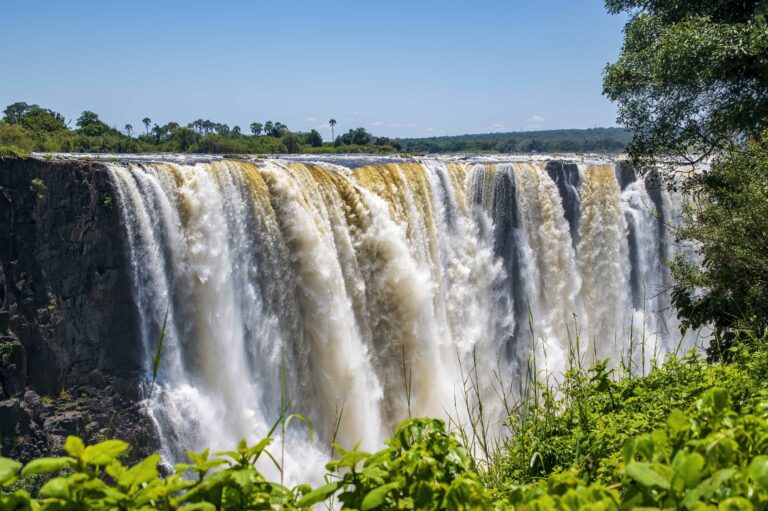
[0,457,22,486]
[82,440,129,465]
[749,456,768,489]
[667,409,692,438]
[228,467,255,491]
[335,449,371,470]
[283,413,313,444]
[120,454,160,489]
[671,452,704,491]
[246,437,272,460]
[64,436,85,458]
[625,462,671,490]
[297,481,340,507]
[179,503,217,511]
[39,476,72,499]
[718,497,753,511]
[0,490,34,509]
[698,388,731,415]
[21,457,76,477]
[361,482,400,510]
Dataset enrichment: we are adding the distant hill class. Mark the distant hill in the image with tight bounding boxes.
[397,127,632,154]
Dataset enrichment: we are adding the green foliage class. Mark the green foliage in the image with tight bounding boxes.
[603,0,768,168]
[619,387,768,510]
[671,134,768,353]
[0,102,402,155]
[328,418,498,510]
[0,146,28,159]
[29,178,47,199]
[302,129,323,148]
[3,368,768,510]
[398,127,631,154]
[0,123,35,154]
[488,347,768,491]
[281,132,303,154]
[0,434,309,510]
[3,102,67,134]
[0,419,501,510]
[498,387,768,510]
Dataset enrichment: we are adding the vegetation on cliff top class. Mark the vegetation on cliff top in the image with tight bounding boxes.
[0,102,633,157]
[0,103,405,156]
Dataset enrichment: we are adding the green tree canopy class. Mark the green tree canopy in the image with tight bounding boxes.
[303,129,323,147]
[671,133,768,354]
[281,132,303,153]
[2,102,67,133]
[76,111,101,128]
[603,0,768,169]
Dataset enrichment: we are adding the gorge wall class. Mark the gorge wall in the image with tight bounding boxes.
[0,157,155,461]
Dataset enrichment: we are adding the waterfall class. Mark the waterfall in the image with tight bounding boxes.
[107,156,699,482]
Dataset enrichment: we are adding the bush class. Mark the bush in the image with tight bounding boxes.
[488,344,768,490]
[0,123,34,153]
[0,418,499,510]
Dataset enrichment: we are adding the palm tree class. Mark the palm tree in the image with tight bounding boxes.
[124,124,133,137]
[142,117,151,135]
[329,119,337,141]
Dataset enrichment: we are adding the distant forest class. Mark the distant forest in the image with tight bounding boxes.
[0,101,630,156]
[397,127,632,153]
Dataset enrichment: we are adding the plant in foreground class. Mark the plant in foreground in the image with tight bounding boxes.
[3,386,768,510]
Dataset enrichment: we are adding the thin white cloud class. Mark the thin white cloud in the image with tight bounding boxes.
[388,122,418,129]
[369,121,383,127]
[305,116,318,122]
[489,123,506,131]
[527,115,546,123]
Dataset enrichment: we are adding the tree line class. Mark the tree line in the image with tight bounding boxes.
[398,127,632,153]
[0,104,401,156]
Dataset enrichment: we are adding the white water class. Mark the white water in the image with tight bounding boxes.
[106,156,699,482]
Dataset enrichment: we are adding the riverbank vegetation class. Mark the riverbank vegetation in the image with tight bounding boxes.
[0,104,405,156]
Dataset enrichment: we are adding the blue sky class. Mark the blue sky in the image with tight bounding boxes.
[1,0,627,139]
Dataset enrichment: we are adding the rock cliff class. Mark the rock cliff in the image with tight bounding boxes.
[0,157,156,461]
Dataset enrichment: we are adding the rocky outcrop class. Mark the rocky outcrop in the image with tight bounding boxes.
[0,157,155,461]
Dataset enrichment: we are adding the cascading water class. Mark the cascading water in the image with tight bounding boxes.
[107,156,700,482]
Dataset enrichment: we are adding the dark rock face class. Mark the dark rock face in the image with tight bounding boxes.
[545,161,582,246]
[0,157,156,461]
